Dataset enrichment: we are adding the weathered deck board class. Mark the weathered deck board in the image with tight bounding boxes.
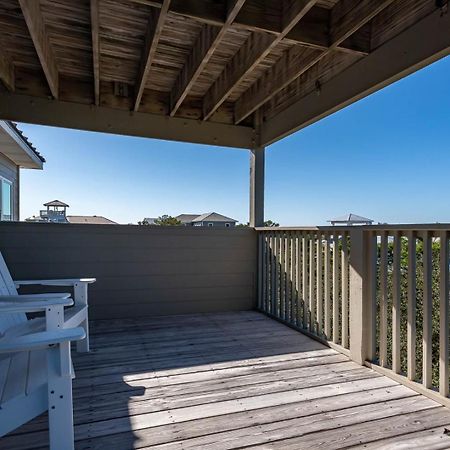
[2,311,450,450]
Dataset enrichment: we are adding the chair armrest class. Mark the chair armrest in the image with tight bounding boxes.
[0,293,71,301]
[0,327,85,353]
[0,297,73,313]
[15,278,96,287]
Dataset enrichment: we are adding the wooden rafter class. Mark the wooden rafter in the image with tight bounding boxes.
[18,0,59,98]
[134,0,171,112]
[261,7,450,146]
[131,0,367,56]
[202,0,317,121]
[0,52,14,92]
[169,0,246,116]
[90,0,100,106]
[234,0,395,124]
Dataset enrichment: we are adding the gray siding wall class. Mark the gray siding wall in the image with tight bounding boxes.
[0,222,258,320]
[196,221,236,227]
[0,153,19,221]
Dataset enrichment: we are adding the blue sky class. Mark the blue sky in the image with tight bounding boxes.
[19,55,450,225]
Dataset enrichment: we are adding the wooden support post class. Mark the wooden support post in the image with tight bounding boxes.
[249,146,264,227]
[349,228,371,365]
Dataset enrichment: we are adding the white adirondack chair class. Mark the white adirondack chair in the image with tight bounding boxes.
[0,252,95,352]
[0,294,85,450]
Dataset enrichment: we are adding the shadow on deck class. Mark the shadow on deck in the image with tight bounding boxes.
[3,311,450,449]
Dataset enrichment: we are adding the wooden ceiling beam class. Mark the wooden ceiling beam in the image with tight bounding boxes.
[134,0,171,112]
[131,0,368,56]
[0,52,14,92]
[0,92,255,149]
[202,0,318,121]
[90,0,100,106]
[169,0,246,117]
[234,0,395,124]
[18,0,59,98]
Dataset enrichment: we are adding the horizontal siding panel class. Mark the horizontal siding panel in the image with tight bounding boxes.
[81,285,255,305]
[89,298,255,319]
[0,223,257,319]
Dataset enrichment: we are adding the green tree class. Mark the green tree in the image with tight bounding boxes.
[153,215,182,226]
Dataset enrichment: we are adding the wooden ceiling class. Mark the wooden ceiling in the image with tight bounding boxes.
[0,0,448,148]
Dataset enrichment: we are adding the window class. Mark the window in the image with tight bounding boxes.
[0,178,12,221]
[208,223,213,227]
[225,223,230,227]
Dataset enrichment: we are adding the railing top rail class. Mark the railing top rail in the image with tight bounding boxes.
[256,223,450,232]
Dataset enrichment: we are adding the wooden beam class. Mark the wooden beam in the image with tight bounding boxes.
[0,92,255,149]
[169,0,246,116]
[261,7,450,146]
[202,0,317,121]
[131,0,368,56]
[234,0,394,124]
[0,52,14,92]
[18,0,59,99]
[90,0,100,106]
[134,0,171,112]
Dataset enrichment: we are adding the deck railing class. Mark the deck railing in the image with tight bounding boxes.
[257,225,450,407]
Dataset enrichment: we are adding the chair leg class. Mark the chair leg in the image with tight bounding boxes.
[76,317,90,352]
[47,343,75,450]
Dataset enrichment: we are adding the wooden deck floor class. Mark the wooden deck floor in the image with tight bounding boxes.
[3,311,450,449]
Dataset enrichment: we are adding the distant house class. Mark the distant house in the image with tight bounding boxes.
[26,200,117,224]
[66,216,117,225]
[178,212,238,228]
[0,121,45,221]
[328,213,373,226]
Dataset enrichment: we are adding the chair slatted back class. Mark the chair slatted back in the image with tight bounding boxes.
[0,252,26,335]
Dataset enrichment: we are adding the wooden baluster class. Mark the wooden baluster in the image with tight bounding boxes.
[258,232,263,310]
[439,230,449,397]
[309,232,316,332]
[284,232,290,321]
[295,232,300,326]
[379,231,388,367]
[407,231,416,380]
[423,231,432,389]
[270,233,276,316]
[274,233,280,317]
[317,233,323,336]
[264,233,270,313]
[368,231,377,361]
[324,232,331,338]
[302,232,308,329]
[392,231,401,374]
[342,231,349,349]
[332,232,340,343]
[290,232,296,325]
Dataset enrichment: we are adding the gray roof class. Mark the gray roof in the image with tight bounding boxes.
[44,200,69,207]
[328,213,373,223]
[9,122,45,163]
[66,215,117,224]
[176,214,201,223]
[192,212,237,223]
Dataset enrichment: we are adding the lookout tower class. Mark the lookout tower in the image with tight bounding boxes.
[40,200,69,223]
